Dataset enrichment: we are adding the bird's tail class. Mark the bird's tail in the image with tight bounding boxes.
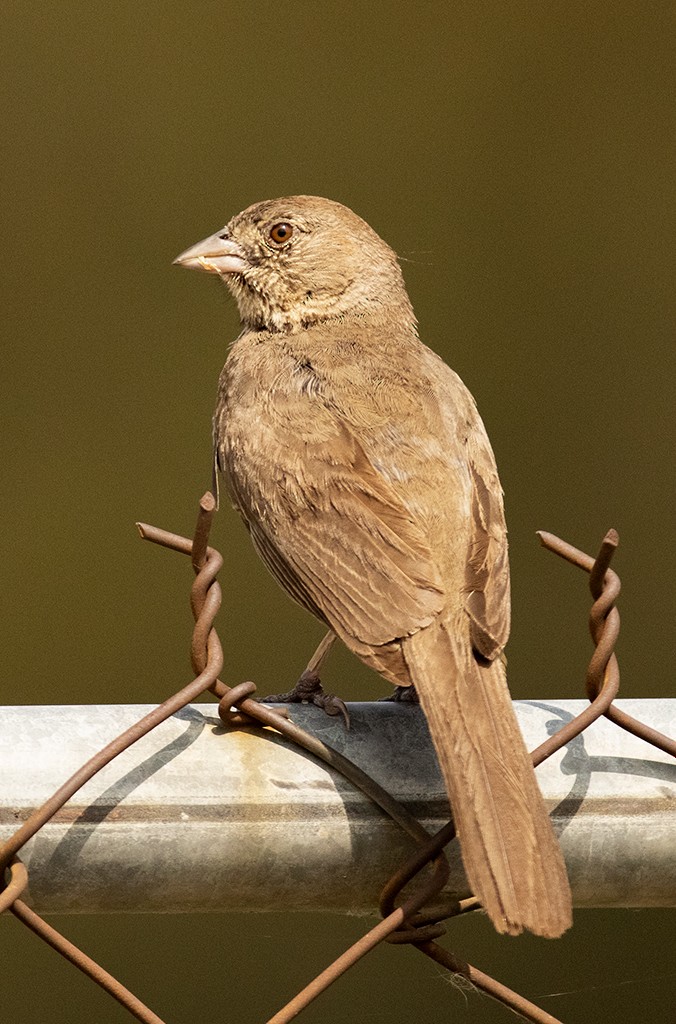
[402,612,572,938]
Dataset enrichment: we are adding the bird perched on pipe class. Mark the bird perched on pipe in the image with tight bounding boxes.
[174,195,572,938]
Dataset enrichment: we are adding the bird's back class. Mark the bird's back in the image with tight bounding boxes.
[215,313,506,655]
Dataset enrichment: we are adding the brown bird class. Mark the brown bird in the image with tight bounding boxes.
[174,196,572,938]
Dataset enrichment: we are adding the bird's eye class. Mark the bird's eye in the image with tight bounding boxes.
[269,222,294,244]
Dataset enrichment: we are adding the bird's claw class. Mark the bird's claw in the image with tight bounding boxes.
[260,670,350,729]
[378,684,420,704]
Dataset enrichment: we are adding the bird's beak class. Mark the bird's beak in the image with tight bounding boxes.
[173,231,248,275]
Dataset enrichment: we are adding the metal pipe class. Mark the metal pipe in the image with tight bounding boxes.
[1,700,674,913]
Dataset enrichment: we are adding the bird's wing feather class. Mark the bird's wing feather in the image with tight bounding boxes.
[222,415,445,648]
[464,431,510,659]
[422,351,510,660]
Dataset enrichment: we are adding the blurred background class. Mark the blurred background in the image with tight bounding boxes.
[1,2,674,1021]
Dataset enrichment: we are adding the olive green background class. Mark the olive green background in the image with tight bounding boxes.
[2,3,674,1022]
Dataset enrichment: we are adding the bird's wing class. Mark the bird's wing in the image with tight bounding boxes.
[222,416,445,649]
[415,348,510,662]
[464,425,511,660]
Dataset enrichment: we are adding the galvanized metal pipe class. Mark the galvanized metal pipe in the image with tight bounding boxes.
[1,700,674,913]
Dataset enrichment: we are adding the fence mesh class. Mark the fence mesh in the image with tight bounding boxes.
[1,492,674,1023]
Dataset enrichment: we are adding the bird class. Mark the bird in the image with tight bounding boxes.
[174,195,572,938]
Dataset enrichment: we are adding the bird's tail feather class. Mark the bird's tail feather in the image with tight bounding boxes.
[402,613,572,938]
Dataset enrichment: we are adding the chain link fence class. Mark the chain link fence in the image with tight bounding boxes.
[1,493,674,1023]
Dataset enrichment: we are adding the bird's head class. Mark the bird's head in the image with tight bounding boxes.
[174,195,413,332]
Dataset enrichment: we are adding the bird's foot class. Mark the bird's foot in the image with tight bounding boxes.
[379,684,420,704]
[260,670,350,728]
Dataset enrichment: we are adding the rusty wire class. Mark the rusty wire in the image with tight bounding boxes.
[1,503,674,1024]
[536,530,676,760]
[0,494,230,1024]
